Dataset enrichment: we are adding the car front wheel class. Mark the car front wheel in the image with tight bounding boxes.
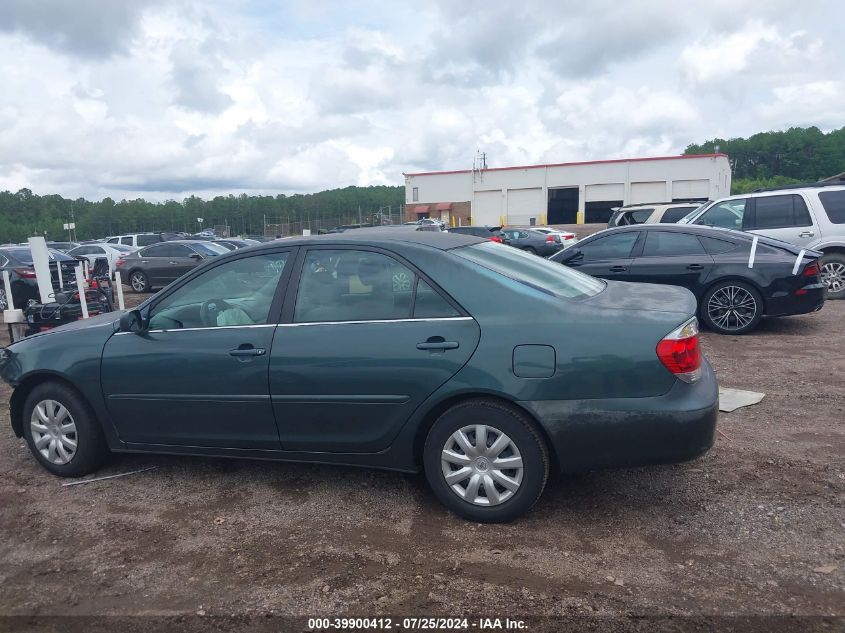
[424,399,549,523]
[129,270,150,293]
[22,382,109,477]
[700,280,764,334]
[819,253,845,300]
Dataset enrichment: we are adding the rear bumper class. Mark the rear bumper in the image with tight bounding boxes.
[520,359,719,472]
[765,284,826,317]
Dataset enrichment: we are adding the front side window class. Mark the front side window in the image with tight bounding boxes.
[750,194,812,229]
[694,199,746,229]
[120,237,133,246]
[457,241,604,299]
[642,231,706,257]
[148,252,289,330]
[581,232,639,260]
[819,190,845,224]
[294,250,418,323]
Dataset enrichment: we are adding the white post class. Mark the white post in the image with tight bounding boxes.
[56,261,63,289]
[75,265,89,319]
[114,271,125,310]
[82,260,89,283]
[28,236,54,303]
[2,270,14,310]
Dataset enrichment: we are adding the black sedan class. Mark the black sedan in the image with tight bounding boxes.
[550,224,826,334]
[0,247,80,310]
[501,228,563,256]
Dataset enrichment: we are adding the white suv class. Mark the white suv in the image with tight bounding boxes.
[681,184,845,299]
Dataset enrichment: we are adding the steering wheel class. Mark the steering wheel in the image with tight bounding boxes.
[200,298,233,327]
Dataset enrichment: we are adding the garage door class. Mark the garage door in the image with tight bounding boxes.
[585,183,625,202]
[473,190,502,226]
[507,187,544,225]
[630,181,667,204]
[672,179,710,200]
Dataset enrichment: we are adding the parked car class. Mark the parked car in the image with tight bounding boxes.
[0,247,80,310]
[45,241,80,253]
[531,227,578,245]
[679,183,845,299]
[67,243,136,269]
[104,232,183,248]
[550,224,825,334]
[1,231,718,522]
[213,239,260,251]
[607,202,704,228]
[116,240,229,292]
[405,218,446,229]
[501,228,564,256]
[447,226,509,243]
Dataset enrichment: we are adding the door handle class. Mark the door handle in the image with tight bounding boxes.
[169,261,178,265]
[229,345,266,357]
[417,336,459,351]
[686,264,705,270]
[609,265,627,272]
[799,231,814,238]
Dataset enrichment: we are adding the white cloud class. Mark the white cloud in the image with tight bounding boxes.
[0,1,841,201]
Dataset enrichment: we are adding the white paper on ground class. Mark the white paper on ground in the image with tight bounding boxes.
[719,387,765,413]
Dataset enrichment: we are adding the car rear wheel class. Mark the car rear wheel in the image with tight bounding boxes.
[424,399,549,523]
[22,382,109,477]
[129,270,150,293]
[523,246,537,255]
[700,280,763,335]
[819,253,845,300]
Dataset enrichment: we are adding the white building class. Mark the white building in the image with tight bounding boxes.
[403,154,731,226]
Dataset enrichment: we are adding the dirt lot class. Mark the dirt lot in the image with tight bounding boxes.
[0,286,843,626]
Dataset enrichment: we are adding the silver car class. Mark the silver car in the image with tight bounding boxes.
[681,184,845,299]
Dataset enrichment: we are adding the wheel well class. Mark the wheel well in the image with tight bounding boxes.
[819,246,845,256]
[700,276,768,314]
[9,374,90,438]
[412,393,560,472]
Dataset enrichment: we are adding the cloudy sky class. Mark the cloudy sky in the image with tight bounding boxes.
[0,0,842,201]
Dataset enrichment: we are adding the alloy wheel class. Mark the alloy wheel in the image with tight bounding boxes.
[820,261,845,294]
[130,273,146,292]
[30,399,77,465]
[440,424,524,506]
[707,285,758,332]
[0,288,7,310]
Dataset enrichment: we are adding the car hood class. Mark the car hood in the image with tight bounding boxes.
[584,280,696,316]
[11,311,122,346]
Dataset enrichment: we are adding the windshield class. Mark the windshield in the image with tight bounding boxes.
[455,241,605,299]
[192,242,229,256]
[677,201,712,224]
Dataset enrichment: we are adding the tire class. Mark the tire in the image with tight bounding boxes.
[129,269,150,293]
[22,382,109,477]
[524,247,537,255]
[700,280,764,335]
[819,253,845,300]
[423,399,549,523]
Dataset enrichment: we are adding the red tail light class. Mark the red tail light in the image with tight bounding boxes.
[489,236,503,243]
[115,258,127,268]
[802,262,820,277]
[563,234,574,240]
[656,318,702,383]
[14,268,37,279]
[546,235,555,242]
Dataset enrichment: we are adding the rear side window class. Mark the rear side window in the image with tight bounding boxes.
[660,207,696,223]
[137,234,162,246]
[619,209,653,225]
[120,237,133,246]
[819,190,845,223]
[140,244,179,257]
[642,232,706,257]
[581,232,639,260]
[414,280,459,318]
[699,236,738,254]
[750,195,812,229]
[457,242,605,299]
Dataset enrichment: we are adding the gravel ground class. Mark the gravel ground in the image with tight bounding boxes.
[0,285,843,627]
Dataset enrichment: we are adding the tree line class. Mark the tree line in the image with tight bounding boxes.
[0,185,405,244]
[684,126,845,194]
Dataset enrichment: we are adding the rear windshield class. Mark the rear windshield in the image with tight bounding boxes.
[3,248,74,264]
[455,241,605,299]
[191,242,228,256]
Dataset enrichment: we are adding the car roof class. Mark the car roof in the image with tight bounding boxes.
[239,228,485,251]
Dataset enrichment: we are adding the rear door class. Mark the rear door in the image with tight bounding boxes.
[744,193,817,248]
[269,246,480,453]
[566,231,641,280]
[627,230,715,293]
[136,244,172,284]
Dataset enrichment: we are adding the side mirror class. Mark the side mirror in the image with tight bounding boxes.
[190,253,202,260]
[557,247,583,263]
[119,309,145,333]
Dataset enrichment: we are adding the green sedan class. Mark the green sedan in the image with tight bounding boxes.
[0,230,718,522]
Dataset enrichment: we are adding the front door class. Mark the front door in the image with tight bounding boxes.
[627,230,715,293]
[270,247,480,453]
[101,249,293,449]
[568,231,641,281]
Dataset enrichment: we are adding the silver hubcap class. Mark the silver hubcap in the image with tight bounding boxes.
[0,288,6,310]
[441,424,523,506]
[820,262,845,293]
[30,399,77,465]
[131,273,145,291]
[707,285,757,331]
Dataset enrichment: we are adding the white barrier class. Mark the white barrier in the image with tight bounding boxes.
[114,271,125,310]
[28,236,54,303]
[2,269,14,311]
[75,265,89,319]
